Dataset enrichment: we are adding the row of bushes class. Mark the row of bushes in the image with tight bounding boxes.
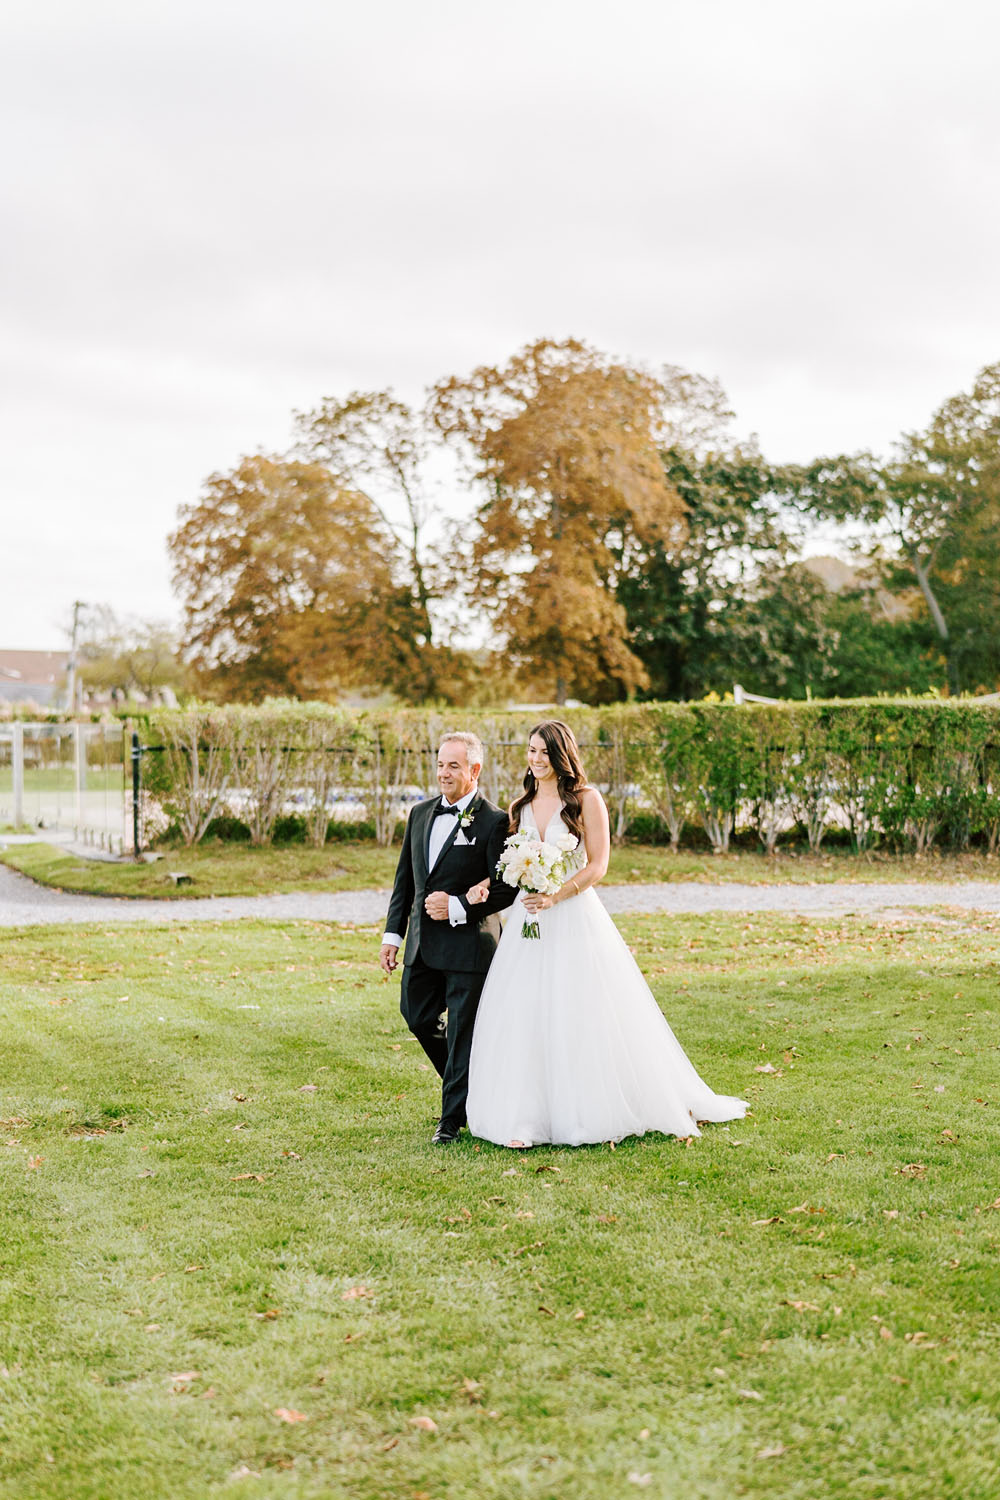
[130,699,1000,855]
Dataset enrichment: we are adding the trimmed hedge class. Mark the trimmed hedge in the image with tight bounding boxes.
[130,699,1000,854]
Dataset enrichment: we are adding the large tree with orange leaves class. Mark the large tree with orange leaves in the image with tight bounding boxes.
[428,339,689,702]
[168,454,415,701]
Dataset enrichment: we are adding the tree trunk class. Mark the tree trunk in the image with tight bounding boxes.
[911,553,959,694]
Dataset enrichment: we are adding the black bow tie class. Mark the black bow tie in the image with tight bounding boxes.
[435,803,462,817]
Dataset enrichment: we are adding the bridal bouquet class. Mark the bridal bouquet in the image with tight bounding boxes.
[497,827,579,939]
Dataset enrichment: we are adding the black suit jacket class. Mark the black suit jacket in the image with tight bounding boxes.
[384,792,517,973]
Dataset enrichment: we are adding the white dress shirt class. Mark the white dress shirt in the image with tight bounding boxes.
[382,787,478,948]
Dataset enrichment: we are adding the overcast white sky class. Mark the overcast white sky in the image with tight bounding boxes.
[3,0,999,649]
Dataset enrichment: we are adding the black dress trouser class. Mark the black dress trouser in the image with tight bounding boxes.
[399,955,487,1127]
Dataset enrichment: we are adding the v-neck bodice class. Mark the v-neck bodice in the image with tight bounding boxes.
[522,802,564,840]
[521,802,586,870]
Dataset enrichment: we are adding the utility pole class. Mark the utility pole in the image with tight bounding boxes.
[65,600,85,713]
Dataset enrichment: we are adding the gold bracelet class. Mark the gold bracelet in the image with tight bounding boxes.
[570,878,580,896]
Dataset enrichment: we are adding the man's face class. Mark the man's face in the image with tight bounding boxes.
[437,740,480,803]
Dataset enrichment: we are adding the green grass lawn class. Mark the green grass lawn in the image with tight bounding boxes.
[1,910,998,1498]
[4,838,1000,900]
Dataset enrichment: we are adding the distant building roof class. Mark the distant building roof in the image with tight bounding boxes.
[0,649,66,705]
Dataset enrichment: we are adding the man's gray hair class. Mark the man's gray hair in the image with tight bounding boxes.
[438,730,485,768]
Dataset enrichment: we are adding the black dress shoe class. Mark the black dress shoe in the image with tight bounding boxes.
[432,1120,462,1144]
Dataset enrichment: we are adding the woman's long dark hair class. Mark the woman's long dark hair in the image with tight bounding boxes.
[509,720,589,842]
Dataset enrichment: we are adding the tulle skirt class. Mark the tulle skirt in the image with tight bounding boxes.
[466,889,746,1148]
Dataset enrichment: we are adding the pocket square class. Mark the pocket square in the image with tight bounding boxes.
[454,832,476,845]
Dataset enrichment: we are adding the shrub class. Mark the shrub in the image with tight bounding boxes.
[130,698,1000,853]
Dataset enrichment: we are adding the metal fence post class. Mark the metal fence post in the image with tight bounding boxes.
[131,731,142,857]
[74,722,86,834]
[12,722,24,828]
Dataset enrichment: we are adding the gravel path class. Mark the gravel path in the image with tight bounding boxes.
[4,862,1000,928]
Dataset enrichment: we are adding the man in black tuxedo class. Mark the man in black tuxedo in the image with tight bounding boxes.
[380,731,516,1143]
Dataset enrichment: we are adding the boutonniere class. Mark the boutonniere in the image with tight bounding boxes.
[456,809,475,830]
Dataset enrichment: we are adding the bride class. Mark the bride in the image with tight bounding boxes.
[464,720,747,1149]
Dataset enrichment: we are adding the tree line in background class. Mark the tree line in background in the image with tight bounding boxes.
[82,341,1000,707]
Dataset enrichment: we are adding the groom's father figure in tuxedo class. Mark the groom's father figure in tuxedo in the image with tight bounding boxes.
[380,731,515,1143]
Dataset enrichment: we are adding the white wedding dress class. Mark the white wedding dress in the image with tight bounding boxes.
[466,805,747,1147]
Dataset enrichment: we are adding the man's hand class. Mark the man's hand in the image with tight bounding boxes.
[423,890,450,921]
[379,943,399,974]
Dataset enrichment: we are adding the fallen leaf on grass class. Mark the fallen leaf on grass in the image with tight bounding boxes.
[787,1203,824,1215]
[535,1164,561,1174]
[460,1377,484,1402]
[756,1444,786,1460]
[782,1300,820,1313]
[408,1415,438,1432]
[138,1169,155,1178]
[298,1084,318,1093]
[537,1305,556,1317]
[381,1437,398,1451]
[573,1309,586,1321]
[184,1264,204,1273]
[501,1167,519,1177]
[983,1198,1000,1211]
[27,1156,43,1170]
[737,1388,763,1401]
[169,1371,200,1392]
[253,1308,281,1321]
[230,1173,268,1182]
[752,1216,783,1227]
[513,1240,546,1257]
[898,1163,927,1179]
[754,1063,782,1075]
[595,1213,618,1224]
[144,1324,161,1333]
[888,1374,909,1385]
[274,1408,308,1424]
[627,1475,652,1488]
[342,1285,374,1300]
[878,1325,894,1341]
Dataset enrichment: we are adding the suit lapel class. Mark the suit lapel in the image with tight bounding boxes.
[417,800,436,880]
